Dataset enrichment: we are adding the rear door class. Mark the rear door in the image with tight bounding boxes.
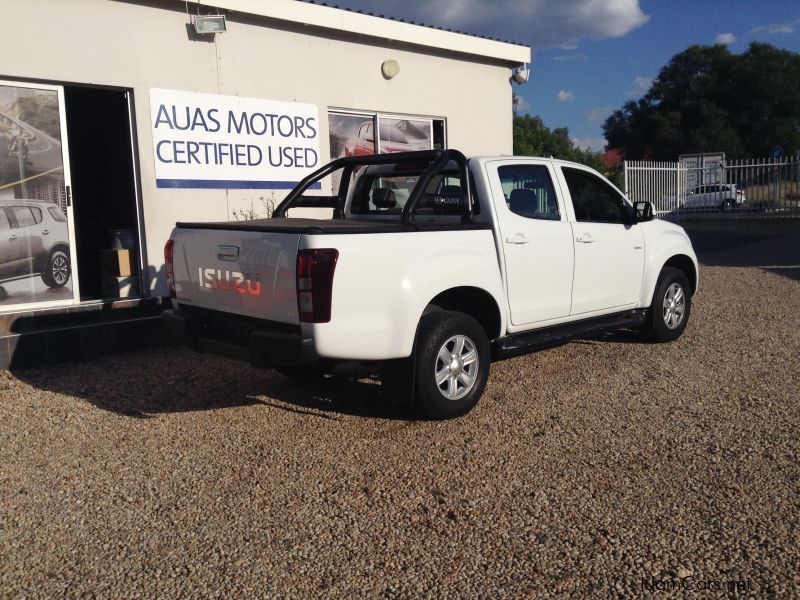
[558,166,644,316]
[486,159,574,326]
[171,228,301,324]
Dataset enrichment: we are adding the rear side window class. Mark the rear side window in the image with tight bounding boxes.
[0,209,9,230]
[48,206,67,222]
[30,207,43,224]
[498,164,559,220]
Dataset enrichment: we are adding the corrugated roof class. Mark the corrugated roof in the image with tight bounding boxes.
[298,0,528,48]
[167,0,530,64]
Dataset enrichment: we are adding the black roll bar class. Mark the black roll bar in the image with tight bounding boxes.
[272,149,472,223]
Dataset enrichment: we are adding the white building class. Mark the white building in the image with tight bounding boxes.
[0,0,529,366]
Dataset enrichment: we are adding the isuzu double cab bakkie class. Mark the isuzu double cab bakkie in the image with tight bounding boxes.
[163,150,698,419]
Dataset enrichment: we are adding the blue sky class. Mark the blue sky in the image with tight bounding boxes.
[326,1,800,152]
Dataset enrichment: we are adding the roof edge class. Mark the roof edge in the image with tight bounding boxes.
[174,0,531,64]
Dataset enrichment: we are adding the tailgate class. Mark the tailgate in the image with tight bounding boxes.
[171,227,300,324]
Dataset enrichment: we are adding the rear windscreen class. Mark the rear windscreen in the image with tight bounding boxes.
[349,169,467,217]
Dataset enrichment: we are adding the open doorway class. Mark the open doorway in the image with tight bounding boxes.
[64,86,141,300]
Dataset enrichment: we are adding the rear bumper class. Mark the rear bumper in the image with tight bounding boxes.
[163,308,318,367]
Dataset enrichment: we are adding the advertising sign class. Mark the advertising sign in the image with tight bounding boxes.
[680,152,725,191]
[150,89,321,189]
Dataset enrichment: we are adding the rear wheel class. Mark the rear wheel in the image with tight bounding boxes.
[645,267,691,342]
[413,311,490,419]
[41,249,70,288]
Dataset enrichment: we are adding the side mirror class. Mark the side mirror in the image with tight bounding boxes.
[634,201,654,222]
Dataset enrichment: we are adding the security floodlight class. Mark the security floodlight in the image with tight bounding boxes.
[193,14,226,34]
[512,63,530,85]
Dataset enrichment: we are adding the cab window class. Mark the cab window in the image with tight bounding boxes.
[498,164,559,220]
[562,167,628,224]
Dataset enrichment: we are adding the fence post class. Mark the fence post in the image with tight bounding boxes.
[623,160,629,197]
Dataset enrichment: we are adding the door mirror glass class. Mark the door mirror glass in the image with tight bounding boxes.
[634,200,654,222]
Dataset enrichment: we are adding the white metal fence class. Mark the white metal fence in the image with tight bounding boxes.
[624,156,800,219]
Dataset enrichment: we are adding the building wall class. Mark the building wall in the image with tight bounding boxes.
[0,0,515,296]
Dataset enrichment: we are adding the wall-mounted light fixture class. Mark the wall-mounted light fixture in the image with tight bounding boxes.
[193,14,227,35]
[511,63,530,85]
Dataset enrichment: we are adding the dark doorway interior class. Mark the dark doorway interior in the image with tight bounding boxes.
[64,86,139,300]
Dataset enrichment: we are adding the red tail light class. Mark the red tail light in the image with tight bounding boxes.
[297,249,339,323]
[164,239,175,298]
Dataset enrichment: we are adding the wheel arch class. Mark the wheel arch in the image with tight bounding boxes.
[424,286,503,342]
[662,254,697,295]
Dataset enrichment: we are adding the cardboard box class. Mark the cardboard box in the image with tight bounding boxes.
[100,249,137,277]
[101,276,139,299]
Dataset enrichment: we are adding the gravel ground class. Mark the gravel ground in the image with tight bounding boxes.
[2,223,799,597]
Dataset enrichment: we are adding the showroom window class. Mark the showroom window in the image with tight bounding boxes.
[327,110,446,162]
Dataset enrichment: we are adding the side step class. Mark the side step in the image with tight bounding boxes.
[495,309,648,358]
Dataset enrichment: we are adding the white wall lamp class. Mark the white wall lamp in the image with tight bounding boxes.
[511,63,530,85]
[381,60,400,80]
[193,14,227,35]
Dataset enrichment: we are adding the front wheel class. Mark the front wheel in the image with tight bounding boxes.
[41,249,70,288]
[646,267,691,342]
[413,311,490,419]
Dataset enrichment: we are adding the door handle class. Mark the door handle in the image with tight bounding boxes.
[9,235,17,241]
[42,229,50,236]
[576,234,595,243]
[505,234,529,244]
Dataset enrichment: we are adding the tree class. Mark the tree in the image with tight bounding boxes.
[513,113,605,168]
[603,42,800,159]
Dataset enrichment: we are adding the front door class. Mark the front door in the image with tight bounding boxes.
[488,160,574,327]
[0,80,79,311]
[559,166,644,316]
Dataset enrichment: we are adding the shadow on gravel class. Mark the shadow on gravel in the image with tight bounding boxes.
[11,354,414,421]
[255,375,413,422]
[681,217,800,281]
[573,328,648,346]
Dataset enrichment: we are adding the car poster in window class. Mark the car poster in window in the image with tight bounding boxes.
[0,84,73,309]
[327,112,433,193]
[378,118,432,153]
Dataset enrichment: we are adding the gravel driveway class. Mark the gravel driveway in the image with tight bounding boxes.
[2,222,799,597]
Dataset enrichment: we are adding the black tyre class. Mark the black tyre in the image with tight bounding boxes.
[413,311,490,419]
[646,267,691,342]
[720,199,735,212]
[41,248,70,288]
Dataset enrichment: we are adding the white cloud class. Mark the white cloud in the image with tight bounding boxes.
[515,95,531,111]
[715,32,736,45]
[750,22,795,35]
[332,0,649,49]
[552,54,589,62]
[584,106,614,124]
[627,75,653,97]
[572,137,607,152]
[558,90,576,102]
[558,43,580,50]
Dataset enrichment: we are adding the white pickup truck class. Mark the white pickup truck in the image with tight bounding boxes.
[163,150,698,418]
